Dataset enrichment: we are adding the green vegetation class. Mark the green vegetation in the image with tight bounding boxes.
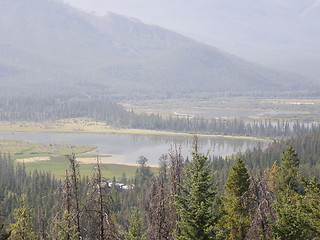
[0,139,143,179]
[1,129,320,239]
[175,140,217,240]
[1,1,320,239]
[124,207,145,240]
[216,158,250,239]
[8,196,37,240]
[0,139,94,160]
[0,96,315,139]
[23,159,139,179]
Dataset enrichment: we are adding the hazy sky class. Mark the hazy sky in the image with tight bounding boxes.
[62,0,320,78]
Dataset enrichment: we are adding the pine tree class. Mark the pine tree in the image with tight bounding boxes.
[54,212,79,240]
[272,146,317,239]
[124,207,144,240]
[264,160,280,193]
[303,178,320,235]
[278,145,301,193]
[216,158,250,240]
[8,196,37,240]
[135,156,153,188]
[175,137,217,240]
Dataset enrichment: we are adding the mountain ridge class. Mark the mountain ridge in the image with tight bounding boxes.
[0,0,316,98]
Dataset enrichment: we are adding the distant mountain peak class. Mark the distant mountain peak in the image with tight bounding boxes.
[0,0,317,97]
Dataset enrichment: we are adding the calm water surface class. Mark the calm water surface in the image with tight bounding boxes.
[0,132,265,165]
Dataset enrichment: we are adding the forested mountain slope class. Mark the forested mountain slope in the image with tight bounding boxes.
[0,0,314,98]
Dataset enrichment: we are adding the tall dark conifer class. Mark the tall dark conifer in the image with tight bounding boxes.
[175,137,217,240]
[216,158,250,240]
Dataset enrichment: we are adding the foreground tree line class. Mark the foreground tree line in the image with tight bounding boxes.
[0,96,313,137]
[1,135,320,240]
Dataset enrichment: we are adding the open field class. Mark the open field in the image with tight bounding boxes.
[22,154,159,180]
[0,139,95,160]
[0,139,156,179]
[0,118,268,141]
[122,97,320,122]
[22,157,142,180]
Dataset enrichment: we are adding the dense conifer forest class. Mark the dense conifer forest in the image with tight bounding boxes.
[1,128,320,239]
[0,96,313,137]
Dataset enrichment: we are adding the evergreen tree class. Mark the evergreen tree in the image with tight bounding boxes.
[216,158,250,240]
[8,196,37,240]
[272,146,319,239]
[303,178,320,235]
[135,156,153,188]
[53,212,79,240]
[278,145,301,193]
[264,160,280,193]
[175,137,217,240]
[124,207,144,240]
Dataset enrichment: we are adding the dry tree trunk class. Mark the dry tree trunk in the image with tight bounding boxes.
[244,173,277,240]
[168,144,184,238]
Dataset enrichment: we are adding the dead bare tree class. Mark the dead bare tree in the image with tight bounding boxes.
[168,144,184,238]
[146,178,171,240]
[244,173,277,240]
[67,154,82,238]
[84,157,120,240]
[51,170,79,240]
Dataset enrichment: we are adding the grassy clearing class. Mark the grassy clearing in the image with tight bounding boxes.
[23,155,157,180]
[0,139,154,180]
[23,158,140,180]
[0,118,267,141]
[124,97,320,122]
[0,139,95,160]
[76,154,112,158]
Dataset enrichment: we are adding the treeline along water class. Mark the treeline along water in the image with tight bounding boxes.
[0,95,314,137]
[1,128,320,239]
[0,132,264,165]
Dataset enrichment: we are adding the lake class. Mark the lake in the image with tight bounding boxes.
[0,132,266,165]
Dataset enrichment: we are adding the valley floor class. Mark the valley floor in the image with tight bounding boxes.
[0,118,268,141]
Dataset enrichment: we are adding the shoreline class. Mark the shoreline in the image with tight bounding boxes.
[0,119,270,142]
[16,155,159,168]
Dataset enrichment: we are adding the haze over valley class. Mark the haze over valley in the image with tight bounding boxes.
[0,0,318,99]
[1,1,320,239]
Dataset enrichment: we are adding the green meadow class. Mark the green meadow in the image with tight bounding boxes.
[23,156,140,180]
[0,139,149,180]
[0,138,95,160]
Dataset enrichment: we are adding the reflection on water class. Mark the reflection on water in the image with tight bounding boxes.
[0,132,265,165]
